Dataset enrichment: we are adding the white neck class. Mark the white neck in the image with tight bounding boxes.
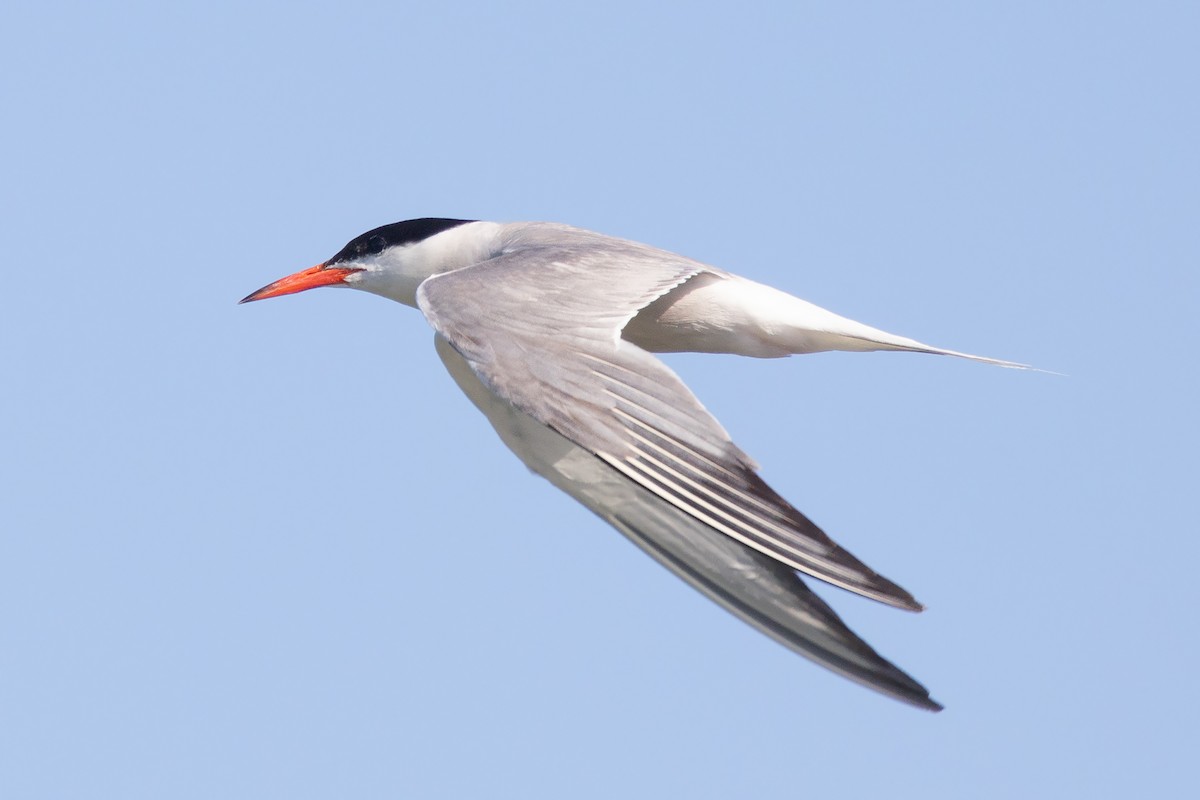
[344,221,503,307]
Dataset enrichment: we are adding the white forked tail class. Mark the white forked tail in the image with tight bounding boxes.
[624,272,1037,369]
[799,314,1035,370]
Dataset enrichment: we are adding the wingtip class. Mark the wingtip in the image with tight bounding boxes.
[918,696,945,713]
[864,574,926,613]
[872,666,944,712]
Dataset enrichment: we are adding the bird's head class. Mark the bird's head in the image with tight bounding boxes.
[240,218,479,307]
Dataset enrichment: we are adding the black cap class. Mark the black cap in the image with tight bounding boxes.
[326,218,475,265]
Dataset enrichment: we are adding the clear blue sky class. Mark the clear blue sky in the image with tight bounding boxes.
[3,2,1196,797]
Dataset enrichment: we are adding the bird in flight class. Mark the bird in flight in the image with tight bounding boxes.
[242,218,1025,711]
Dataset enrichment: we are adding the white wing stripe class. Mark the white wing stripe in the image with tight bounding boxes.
[612,418,833,558]
[624,445,858,575]
[611,403,795,519]
[604,455,872,594]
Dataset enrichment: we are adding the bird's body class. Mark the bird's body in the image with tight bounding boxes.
[315,219,1017,364]
[243,218,1024,711]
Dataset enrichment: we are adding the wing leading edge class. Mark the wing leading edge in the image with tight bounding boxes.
[417,243,922,611]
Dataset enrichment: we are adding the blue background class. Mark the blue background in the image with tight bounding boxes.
[3,2,1196,796]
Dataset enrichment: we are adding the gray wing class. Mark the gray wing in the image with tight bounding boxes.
[434,335,941,711]
[417,237,924,611]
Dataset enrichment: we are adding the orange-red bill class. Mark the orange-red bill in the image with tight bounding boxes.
[239,264,359,304]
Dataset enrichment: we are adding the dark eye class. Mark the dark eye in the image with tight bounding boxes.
[352,235,387,258]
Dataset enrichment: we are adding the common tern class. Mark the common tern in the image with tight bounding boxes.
[242,218,1025,711]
